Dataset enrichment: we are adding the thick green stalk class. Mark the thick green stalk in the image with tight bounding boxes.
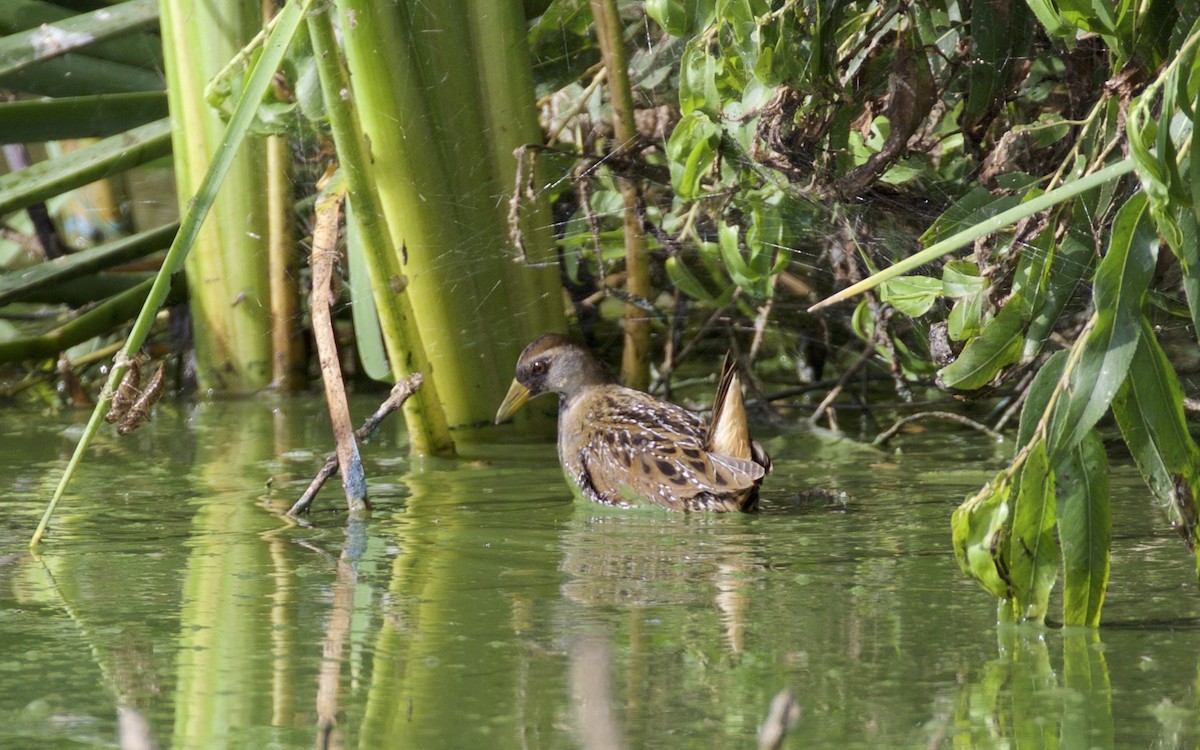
[336,0,566,435]
[0,118,170,216]
[0,0,164,69]
[266,130,304,391]
[465,0,567,345]
[0,0,158,77]
[590,0,651,389]
[0,221,175,305]
[0,92,168,142]
[307,4,454,455]
[160,0,271,392]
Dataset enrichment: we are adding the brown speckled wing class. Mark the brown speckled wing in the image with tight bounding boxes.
[571,386,764,509]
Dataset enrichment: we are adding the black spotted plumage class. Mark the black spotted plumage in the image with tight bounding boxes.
[495,333,770,512]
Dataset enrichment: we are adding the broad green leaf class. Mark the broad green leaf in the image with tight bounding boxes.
[1046,193,1157,459]
[646,0,687,35]
[1016,349,1068,446]
[947,289,985,341]
[666,255,718,304]
[666,111,718,199]
[1022,221,1094,361]
[952,473,1013,601]
[1171,206,1200,347]
[878,275,942,317]
[937,295,1025,389]
[1112,316,1200,554]
[679,39,720,116]
[1007,438,1058,624]
[717,220,761,294]
[965,0,1029,125]
[1010,220,1055,320]
[941,260,985,298]
[1056,429,1110,626]
[1026,0,1076,40]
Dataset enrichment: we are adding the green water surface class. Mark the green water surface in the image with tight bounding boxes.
[1,396,1199,749]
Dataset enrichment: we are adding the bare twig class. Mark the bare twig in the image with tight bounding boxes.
[288,374,424,516]
[873,410,1006,447]
[808,341,876,430]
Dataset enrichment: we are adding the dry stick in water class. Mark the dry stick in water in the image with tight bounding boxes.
[309,191,368,514]
[288,373,424,517]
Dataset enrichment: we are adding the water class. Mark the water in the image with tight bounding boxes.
[1,396,1199,749]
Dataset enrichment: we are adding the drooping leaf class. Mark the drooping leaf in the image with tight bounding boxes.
[666,111,718,199]
[679,38,720,116]
[952,473,1013,601]
[941,260,986,298]
[878,275,943,317]
[666,255,720,304]
[1045,193,1157,459]
[1022,221,1094,361]
[1007,438,1058,624]
[937,294,1025,389]
[1112,316,1200,555]
[1056,428,1110,627]
[1170,206,1200,347]
[1016,349,1068,447]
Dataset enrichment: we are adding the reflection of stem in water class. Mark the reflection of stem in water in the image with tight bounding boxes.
[714,562,748,654]
[315,521,366,750]
[571,635,627,750]
[32,555,159,749]
[951,627,1114,747]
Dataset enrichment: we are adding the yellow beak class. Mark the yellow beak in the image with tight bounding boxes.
[495,379,532,424]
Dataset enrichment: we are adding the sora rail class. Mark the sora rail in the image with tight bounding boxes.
[495,334,770,512]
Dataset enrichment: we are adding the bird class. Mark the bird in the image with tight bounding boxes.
[495,333,770,512]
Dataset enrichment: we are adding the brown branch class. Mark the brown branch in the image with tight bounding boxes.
[590,0,651,390]
[872,410,1006,447]
[288,374,424,517]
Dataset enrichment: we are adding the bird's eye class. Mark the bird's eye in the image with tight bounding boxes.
[530,359,548,376]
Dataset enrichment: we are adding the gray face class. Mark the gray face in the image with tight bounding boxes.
[513,335,610,400]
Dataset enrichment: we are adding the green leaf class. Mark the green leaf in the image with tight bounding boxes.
[1171,206,1200,347]
[937,296,1025,389]
[1022,221,1094,361]
[666,255,718,304]
[1112,316,1200,552]
[1007,438,1058,624]
[878,275,942,317]
[679,38,720,116]
[1056,428,1110,627]
[645,0,687,35]
[952,473,1013,601]
[717,220,759,292]
[1026,0,1076,41]
[941,260,985,298]
[0,0,158,78]
[666,111,718,199]
[947,290,985,341]
[919,187,1021,247]
[1016,349,1067,446]
[1046,193,1157,459]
